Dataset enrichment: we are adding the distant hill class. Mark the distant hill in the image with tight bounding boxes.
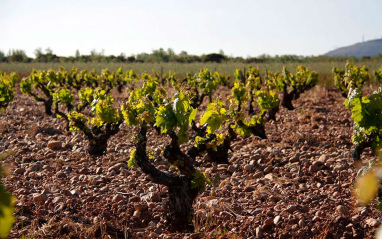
[325,39,382,58]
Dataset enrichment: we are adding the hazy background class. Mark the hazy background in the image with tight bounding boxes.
[1,0,381,57]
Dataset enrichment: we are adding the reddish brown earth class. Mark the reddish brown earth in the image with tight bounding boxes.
[1,85,382,238]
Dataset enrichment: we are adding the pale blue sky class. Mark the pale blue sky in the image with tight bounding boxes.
[0,0,381,58]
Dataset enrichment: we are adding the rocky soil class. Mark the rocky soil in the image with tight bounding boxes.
[1,85,382,238]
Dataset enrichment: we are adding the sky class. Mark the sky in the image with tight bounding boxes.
[0,0,381,58]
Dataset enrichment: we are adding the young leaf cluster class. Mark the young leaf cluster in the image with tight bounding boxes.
[332,61,369,98]
[374,66,382,84]
[0,152,16,238]
[345,87,382,159]
[21,67,138,116]
[272,65,318,110]
[0,72,18,110]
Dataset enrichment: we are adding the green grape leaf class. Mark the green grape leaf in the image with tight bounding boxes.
[0,163,15,238]
[127,149,137,167]
[155,104,177,133]
[200,100,227,134]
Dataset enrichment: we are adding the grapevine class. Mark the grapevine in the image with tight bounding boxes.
[332,61,369,98]
[0,72,18,110]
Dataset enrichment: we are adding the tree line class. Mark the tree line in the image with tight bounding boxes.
[1,47,382,64]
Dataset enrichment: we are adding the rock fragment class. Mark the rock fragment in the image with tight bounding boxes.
[47,141,62,150]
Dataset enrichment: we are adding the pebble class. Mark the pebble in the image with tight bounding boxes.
[33,193,47,202]
[244,164,255,171]
[298,219,305,228]
[79,167,89,174]
[264,166,273,174]
[312,161,324,167]
[269,196,280,202]
[108,162,127,172]
[336,205,348,215]
[290,156,299,163]
[70,189,81,196]
[99,186,109,193]
[318,154,328,162]
[366,218,381,227]
[134,203,148,212]
[148,192,161,202]
[149,232,158,238]
[29,163,43,172]
[112,194,124,203]
[273,215,281,224]
[56,171,66,178]
[251,209,263,215]
[253,171,264,179]
[263,218,273,227]
[61,189,72,196]
[129,195,141,202]
[148,202,156,209]
[133,211,142,218]
[14,168,26,175]
[47,141,62,150]
[227,165,236,173]
[96,167,103,174]
[315,210,325,217]
[285,205,298,213]
[309,165,320,173]
[256,227,263,237]
[54,204,65,212]
[52,196,63,204]
[244,186,255,192]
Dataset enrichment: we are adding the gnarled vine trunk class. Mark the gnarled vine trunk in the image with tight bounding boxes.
[267,106,279,121]
[134,127,200,232]
[281,84,295,110]
[236,120,267,139]
[167,176,199,232]
[80,123,121,156]
[87,134,110,156]
[188,125,236,164]
[44,97,53,115]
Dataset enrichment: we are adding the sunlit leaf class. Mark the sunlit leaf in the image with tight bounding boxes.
[354,172,379,205]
